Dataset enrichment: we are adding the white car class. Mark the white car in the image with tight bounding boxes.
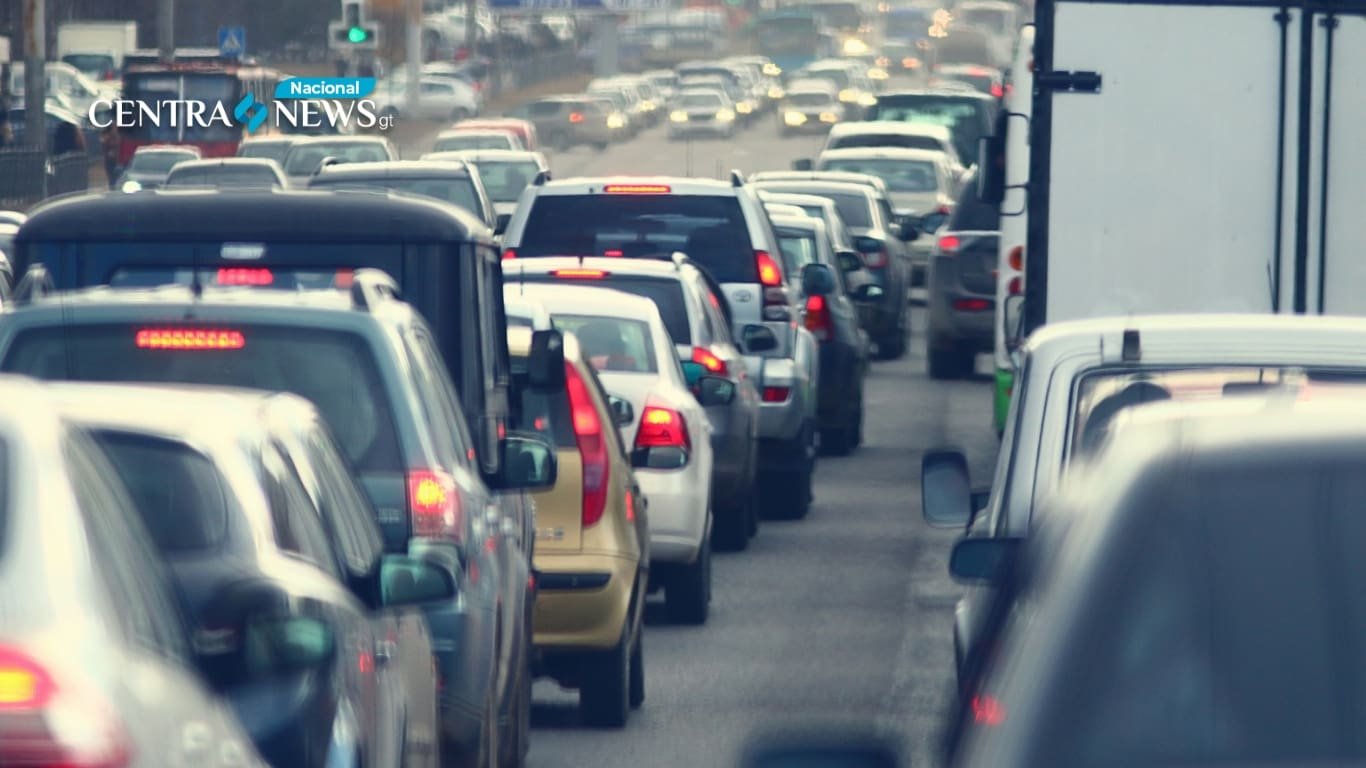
[372,75,479,122]
[504,282,720,623]
[817,121,968,178]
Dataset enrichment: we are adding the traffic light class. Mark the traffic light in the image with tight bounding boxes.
[334,1,377,46]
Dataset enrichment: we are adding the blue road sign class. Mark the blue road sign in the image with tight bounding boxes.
[218,26,247,58]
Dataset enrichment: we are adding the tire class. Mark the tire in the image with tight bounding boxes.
[745,484,760,539]
[821,391,861,457]
[628,631,645,710]
[759,425,816,521]
[498,662,530,768]
[665,535,711,625]
[711,496,750,552]
[579,628,630,728]
[875,311,909,360]
[928,343,974,380]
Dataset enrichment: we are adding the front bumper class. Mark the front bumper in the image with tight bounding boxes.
[637,468,708,563]
[532,551,638,650]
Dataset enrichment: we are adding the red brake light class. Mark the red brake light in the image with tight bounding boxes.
[953,298,992,312]
[603,249,624,258]
[553,268,609,279]
[564,362,610,527]
[0,648,54,709]
[502,248,517,261]
[804,295,832,341]
[863,247,888,268]
[1008,276,1023,295]
[135,328,245,350]
[763,386,790,403]
[971,694,1005,726]
[216,267,273,286]
[407,469,462,541]
[691,346,728,376]
[0,646,130,767]
[937,235,961,253]
[604,184,671,194]
[990,83,1004,98]
[635,403,691,451]
[1007,245,1023,272]
[756,250,782,287]
[569,111,585,124]
[334,268,355,288]
[936,204,952,216]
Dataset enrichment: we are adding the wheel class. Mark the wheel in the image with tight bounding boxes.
[745,483,760,539]
[928,343,975,380]
[821,393,861,457]
[628,631,645,710]
[665,535,711,625]
[498,661,530,768]
[579,628,630,728]
[759,425,815,521]
[875,311,909,360]
[711,495,750,552]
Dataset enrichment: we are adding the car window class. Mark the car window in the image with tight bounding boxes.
[525,275,692,346]
[261,442,342,579]
[777,228,818,276]
[414,324,479,469]
[819,158,939,193]
[310,176,482,217]
[829,134,942,152]
[402,328,462,467]
[552,315,658,374]
[471,161,539,203]
[92,430,230,554]
[951,175,1002,230]
[304,425,385,576]
[129,151,195,174]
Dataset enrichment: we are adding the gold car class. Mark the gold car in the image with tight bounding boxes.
[509,327,649,728]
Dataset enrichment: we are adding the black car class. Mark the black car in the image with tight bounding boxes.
[948,397,1366,766]
[51,383,456,768]
[926,167,999,379]
[308,160,499,231]
[770,212,870,455]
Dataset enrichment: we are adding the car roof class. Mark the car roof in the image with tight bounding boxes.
[168,158,282,172]
[874,89,995,103]
[311,159,473,179]
[766,203,810,218]
[759,191,841,210]
[785,79,838,93]
[286,134,390,146]
[240,136,297,146]
[749,170,889,194]
[936,63,1002,75]
[436,128,516,138]
[506,256,696,281]
[749,178,880,199]
[132,145,200,155]
[17,188,491,243]
[827,120,952,139]
[529,176,739,197]
[817,146,948,162]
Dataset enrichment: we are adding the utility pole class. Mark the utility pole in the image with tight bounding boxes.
[158,0,175,62]
[464,0,478,58]
[22,0,45,153]
[406,0,420,116]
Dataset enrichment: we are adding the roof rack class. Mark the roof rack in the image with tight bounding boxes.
[350,268,401,311]
[730,169,745,187]
[12,264,54,306]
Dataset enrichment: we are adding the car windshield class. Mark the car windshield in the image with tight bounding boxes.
[803,69,850,89]
[237,142,294,163]
[959,7,1010,33]
[678,93,724,108]
[2,325,403,473]
[551,315,658,373]
[819,158,938,192]
[93,431,229,554]
[283,143,388,175]
[433,134,517,151]
[128,151,195,174]
[310,176,481,215]
[62,54,115,77]
[519,194,758,283]
[472,161,540,203]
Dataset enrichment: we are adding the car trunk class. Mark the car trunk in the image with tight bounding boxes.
[595,371,655,449]
[943,230,999,295]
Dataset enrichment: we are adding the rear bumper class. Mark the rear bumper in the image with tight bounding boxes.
[817,341,861,427]
[753,356,812,441]
[532,552,638,651]
[928,257,995,347]
[669,121,733,137]
[637,468,708,563]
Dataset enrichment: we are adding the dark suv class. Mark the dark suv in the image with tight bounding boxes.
[926,167,999,379]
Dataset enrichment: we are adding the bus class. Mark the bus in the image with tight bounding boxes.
[118,53,280,166]
[750,10,835,74]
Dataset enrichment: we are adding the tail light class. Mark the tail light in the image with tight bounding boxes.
[408,469,462,542]
[564,362,610,527]
[953,298,992,311]
[863,246,889,269]
[0,646,130,767]
[635,402,691,451]
[804,295,832,341]
[762,386,790,403]
[569,111,585,124]
[1008,276,1022,295]
[990,82,1004,98]
[937,234,961,253]
[936,204,952,217]
[756,250,782,286]
[756,250,792,320]
[216,267,274,286]
[691,346,728,377]
[502,248,517,261]
[1007,245,1023,272]
[971,693,1006,726]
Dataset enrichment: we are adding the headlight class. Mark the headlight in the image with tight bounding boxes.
[902,57,922,69]
[768,86,785,100]
[839,89,858,103]
[736,101,753,114]
[716,109,736,122]
[670,110,689,123]
[842,38,869,55]
[869,68,890,80]
[819,111,838,123]
[763,63,782,77]
[121,180,142,193]
[858,93,878,107]
[608,113,627,128]
[784,111,808,126]
[641,100,657,112]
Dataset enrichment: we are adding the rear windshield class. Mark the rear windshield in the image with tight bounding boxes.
[819,158,938,192]
[518,194,758,283]
[238,142,293,163]
[471,161,540,204]
[552,315,657,374]
[309,176,482,216]
[776,228,818,276]
[93,431,229,554]
[522,275,691,345]
[829,134,942,152]
[2,325,403,473]
[959,7,1009,33]
[282,143,388,175]
[129,152,196,174]
[165,168,280,188]
[433,134,518,152]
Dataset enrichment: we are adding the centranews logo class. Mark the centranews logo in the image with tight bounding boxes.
[91,77,393,134]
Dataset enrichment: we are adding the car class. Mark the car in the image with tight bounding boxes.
[449,117,540,151]
[503,256,763,550]
[950,393,1366,766]
[163,157,288,189]
[506,326,649,727]
[676,75,756,125]
[926,167,1000,379]
[769,213,871,454]
[919,315,1366,711]
[756,190,858,255]
[725,56,784,110]
[0,278,556,768]
[429,149,550,232]
[502,175,821,520]
[0,375,269,768]
[430,128,526,153]
[279,135,398,187]
[864,89,999,171]
[591,76,664,126]
[951,0,1023,68]
[929,64,1006,98]
[749,176,916,359]
[810,121,967,179]
[51,383,455,768]
[642,69,680,101]
[791,59,878,117]
[307,159,498,230]
[777,78,845,135]
[506,283,728,622]
[589,82,652,132]
[372,75,480,122]
[237,136,298,164]
[676,61,762,119]
[116,144,202,192]
[668,88,740,140]
[504,95,614,150]
[583,94,635,144]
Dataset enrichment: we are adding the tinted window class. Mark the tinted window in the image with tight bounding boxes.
[262,443,341,577]
[677,92,724,108]
[238,142,293,162]
[282,142,389,174]
[552,315,658,374]
[165,167,281,188]
[519,194,758,283]
[472,161,539,204]
[433,134,518,152]
[823,193,874,228]
[776,228,819,276]
[128,151,196,174]
[803,69,850,89]
[310,176,481,216]
[866,96,991,159]
[510,359,575,449]
[829,134,942,151]
[525,275,691,345]
[3,325,403,473]
[785,93,834,107]
[950,173,1001,230]
[93,431,229,554]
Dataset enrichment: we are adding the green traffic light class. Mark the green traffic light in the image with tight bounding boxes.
[348,26,368,43]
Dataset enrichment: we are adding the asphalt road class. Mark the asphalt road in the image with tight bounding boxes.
[415,107,1001,768]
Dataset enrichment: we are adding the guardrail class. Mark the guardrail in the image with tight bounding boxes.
[0,147,90,210]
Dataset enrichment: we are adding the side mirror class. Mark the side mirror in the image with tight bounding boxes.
[851,283,885,303]
[527,329,566,389]
[380,554,458,607]
[791,157,814,171]
[498,430,558,490]
[921,449,974,528]
[680,359,706,387]
[608,394,634,425]
[1002,294,1025,353]
[800,262,836,297]
[740,324,779,354]
[495,212,511,235]
[696,375,736,406]
[852,235,883,256]
[949,537,1021,584]
[741,731,903,768]
[977,131,1006,205]
[836,249,864,273]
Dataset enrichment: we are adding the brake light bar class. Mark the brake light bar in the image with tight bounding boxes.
[0,648,54,709]
[553,268,609,279]
[216,267,274,286]
[135,328,245,350]
[603,184,671,194]
[603,249,624,258]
